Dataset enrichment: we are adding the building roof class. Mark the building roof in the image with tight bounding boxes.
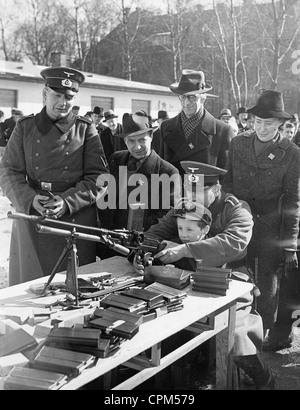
[0,60,173,96]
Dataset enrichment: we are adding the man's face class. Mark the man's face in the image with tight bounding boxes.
[106,118,118,132]
[254,117,282,142]
[124,132,153,159]
[281,124,296,140]
[220,115,231,124]
[184,183,220,208]
[92,113,102,126]
[246,117,255,130]
[239,113,248,122]
[176,217,207,243]
[178,93,206,117]
[44,87,75,121]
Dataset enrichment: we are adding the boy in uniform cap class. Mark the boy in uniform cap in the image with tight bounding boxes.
[159,69,234,175]
[100,109,126,161]
[133,160,274,390]
[223,89,300,351]
[0,66,108,286]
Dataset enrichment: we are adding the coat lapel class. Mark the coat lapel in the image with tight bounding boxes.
[163,112,212,164]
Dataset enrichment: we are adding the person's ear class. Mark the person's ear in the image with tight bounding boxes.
[204,224,210,235]
[212,183,221,196]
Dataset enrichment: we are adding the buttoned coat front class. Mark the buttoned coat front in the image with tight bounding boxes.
[102,149,180,232]
[159,109,234,174]
[0,108,108,285]
[222,132,300,328]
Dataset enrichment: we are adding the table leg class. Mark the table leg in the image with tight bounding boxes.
[216,303,237,390]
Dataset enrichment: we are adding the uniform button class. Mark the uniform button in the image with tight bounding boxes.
[66,140,70,144]
[35,166,39,170]
[64,166,68,170]
[36,139,41,143]
[66,180,69,183]
[66,152,69,156]
[35,153,40,157]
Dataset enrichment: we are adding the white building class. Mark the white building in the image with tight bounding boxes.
[0,59,181,120]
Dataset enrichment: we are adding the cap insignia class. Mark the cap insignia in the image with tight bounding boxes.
[63,71,75,78]
[62,79,72,88]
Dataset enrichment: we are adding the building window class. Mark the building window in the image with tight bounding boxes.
[132,99,151,115]
[91,97,113,112]
[0,89,17,107]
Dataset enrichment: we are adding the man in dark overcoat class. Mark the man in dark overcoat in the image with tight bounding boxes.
[133,162,274,389]
[98,110,180,235]
[0,66,108,285]
[99,109,126,162]
[159,70,234,175]
[222,90,300,350]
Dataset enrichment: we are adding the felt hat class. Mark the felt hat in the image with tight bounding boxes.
[169,69,212,95]
[237,106,248,115]
[180,161,227,186]
[247,89,291,119]
[219,108,232,118]
[116,110,158,138]
[173,197,212,225]
[40,66,85,96]
[103,109,118,122]
[154,110,169,121]
[93,106,104,116]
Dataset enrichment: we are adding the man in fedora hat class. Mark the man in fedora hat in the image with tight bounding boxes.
[132,161,274,389]
[100,109,126,162]
[236,106,248,132]
[97,110,179,258]
[159,69,234,175]
[222,89,300,351]
[92,106,106,133]
[0,66,108,285]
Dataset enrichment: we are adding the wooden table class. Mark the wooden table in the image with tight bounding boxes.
[0,256,253,390]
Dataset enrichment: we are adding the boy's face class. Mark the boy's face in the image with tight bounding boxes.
[176,217,208,243]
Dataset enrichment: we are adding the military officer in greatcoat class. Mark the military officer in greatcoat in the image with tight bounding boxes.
[0,66,108,286]
[159,70,234,176]
[133,162,274,389]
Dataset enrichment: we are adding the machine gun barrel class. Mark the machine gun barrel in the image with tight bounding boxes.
[7,211,136,241]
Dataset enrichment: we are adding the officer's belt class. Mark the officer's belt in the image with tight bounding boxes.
[28,178,75,193]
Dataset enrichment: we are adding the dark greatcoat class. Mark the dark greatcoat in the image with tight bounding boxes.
[222,131,300,329]
[146,191,262,356]
[1,117,17,145]
[101,149,180,231]
[99,124,126,163]
[0,108,108,285]
[159,109,234,175]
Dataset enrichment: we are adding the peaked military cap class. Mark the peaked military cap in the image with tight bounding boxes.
[181,161,227,186]
[40,66,85,95]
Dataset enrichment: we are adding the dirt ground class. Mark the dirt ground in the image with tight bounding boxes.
[0,193,299,390]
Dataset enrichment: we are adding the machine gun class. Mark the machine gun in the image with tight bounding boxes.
[7,212,163,304]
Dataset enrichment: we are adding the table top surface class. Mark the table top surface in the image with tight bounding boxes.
[0,256,253,390]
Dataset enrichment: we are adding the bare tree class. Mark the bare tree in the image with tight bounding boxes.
[253,0,300,89]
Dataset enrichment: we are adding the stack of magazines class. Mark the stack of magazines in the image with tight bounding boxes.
[191,266,232,296]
